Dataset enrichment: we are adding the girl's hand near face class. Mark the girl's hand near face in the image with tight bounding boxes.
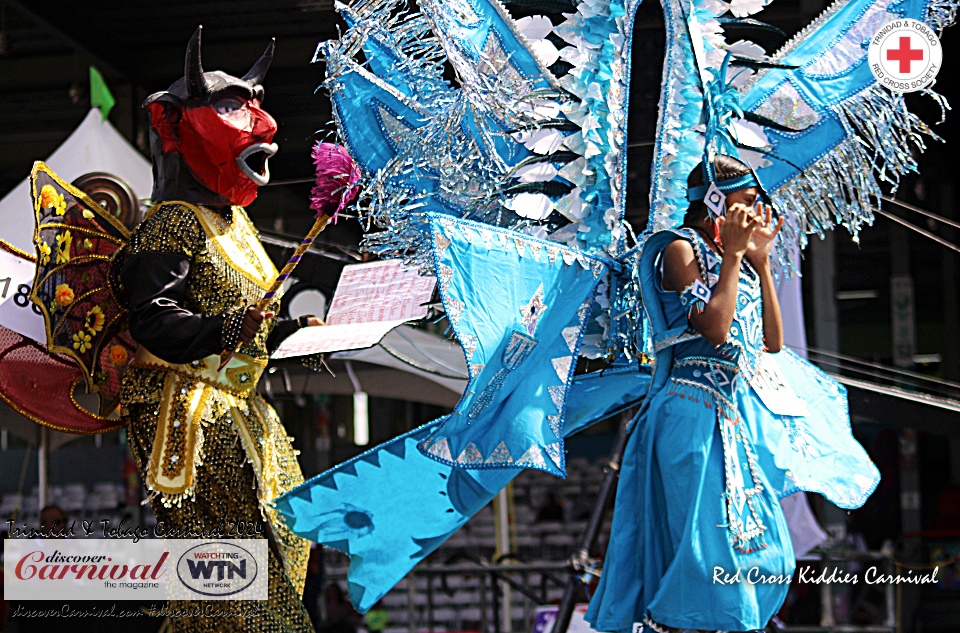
[744,202,784,269]
[717,203,760,258]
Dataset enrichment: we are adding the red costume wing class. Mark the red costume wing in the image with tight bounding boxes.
[0,322,121,434]
[27,161,137,420]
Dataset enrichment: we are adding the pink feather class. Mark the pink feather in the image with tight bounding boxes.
[309,142,361,220]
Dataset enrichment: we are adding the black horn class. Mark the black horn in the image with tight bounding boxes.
[185,26,208,99]
[243,38,275,86]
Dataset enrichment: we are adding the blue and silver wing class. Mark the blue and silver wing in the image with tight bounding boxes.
[273,363,650,613]
[320,0,648,474]
[650,0,957,267]
[741,0,956,249]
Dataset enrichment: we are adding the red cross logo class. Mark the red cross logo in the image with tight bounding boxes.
[869,19,942,92]
[886,36,924,73]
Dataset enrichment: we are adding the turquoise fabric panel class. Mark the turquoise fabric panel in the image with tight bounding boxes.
[273,365,651,613]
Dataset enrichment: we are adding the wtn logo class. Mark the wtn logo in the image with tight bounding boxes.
[186,558,247,581]
[176,542,260,597]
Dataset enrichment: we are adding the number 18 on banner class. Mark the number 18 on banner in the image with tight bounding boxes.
[0,246,47,343]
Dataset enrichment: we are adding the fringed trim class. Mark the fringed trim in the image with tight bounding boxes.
[148,391,221,509]
[327,0,637,267]
[610,245,645,359]
[649,3,706,232]
[667,376,737,420]
[342,93,514,265]
[329,0,450,96]
[719,412,769,554]
[771,83,945,271]
[641,615,675,633]
[323,0,514,267]
[666,373,769,554]
[924,0,960,32]
[144,377,214,509]
[679,278,712,317]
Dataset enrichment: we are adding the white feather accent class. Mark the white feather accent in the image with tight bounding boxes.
[731,120,769,149]
[505,193,555,220]
[729,0,771,18]
[555,187,589,222]
[514,163,560,183]
[725,39,767,60]
[529,39,561,66]
[516,128,566,155]
[515,15,554,41]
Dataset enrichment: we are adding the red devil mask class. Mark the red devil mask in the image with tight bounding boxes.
[144,27,278,207]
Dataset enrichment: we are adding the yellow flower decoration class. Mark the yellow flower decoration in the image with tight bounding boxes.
[84,305,105,334]
[72,330,92,354]
[109,344,129,366]
[37,241,51,265]
[39,184,66,215]
[81,238,93,251]
[55,230,72,264]
[54,283,74,307]
[39,185,57,208]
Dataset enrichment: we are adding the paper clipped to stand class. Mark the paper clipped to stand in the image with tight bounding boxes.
[272,259,436,359]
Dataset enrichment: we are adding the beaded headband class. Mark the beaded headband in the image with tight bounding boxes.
[686,171,760,202]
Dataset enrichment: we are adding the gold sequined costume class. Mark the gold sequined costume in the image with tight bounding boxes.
[120,201,313,632]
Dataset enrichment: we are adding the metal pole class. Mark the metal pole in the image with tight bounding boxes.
[407,572,416,633]
[811,232,849,624]
[554,412,632,633]
[810,232,840,357]
[884,555,896,628]
[491,568,501,633]
[891,216,922,633]
[38,425,49,510]
[428,574,435,633]
[819,566,835,628]
[494,487,513,633]
[479,569,489,633]
[940,182,959,383]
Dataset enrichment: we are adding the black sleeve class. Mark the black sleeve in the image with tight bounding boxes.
[121,251,228,364]
[266,317,304,355]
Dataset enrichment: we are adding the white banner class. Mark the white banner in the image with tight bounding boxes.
[4,539,268,601]
[0,247,46,343]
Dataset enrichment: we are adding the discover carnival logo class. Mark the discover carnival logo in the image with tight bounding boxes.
[176,542,259,597]
[12,549,168,585]
[3,538,267,601]
[869,18,942,92]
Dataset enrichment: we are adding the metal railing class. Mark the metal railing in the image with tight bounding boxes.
[328,558,571,633]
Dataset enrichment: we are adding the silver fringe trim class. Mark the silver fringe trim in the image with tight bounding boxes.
[770,83,948,271]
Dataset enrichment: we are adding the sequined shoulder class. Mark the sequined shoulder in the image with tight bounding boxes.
[128,202,205,258]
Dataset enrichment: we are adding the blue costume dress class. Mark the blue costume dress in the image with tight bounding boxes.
[585,228,880,632]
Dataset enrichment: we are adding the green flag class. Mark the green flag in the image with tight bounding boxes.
[89,66,115,120]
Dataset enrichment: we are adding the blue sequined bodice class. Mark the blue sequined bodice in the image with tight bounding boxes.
[657,228,765,378]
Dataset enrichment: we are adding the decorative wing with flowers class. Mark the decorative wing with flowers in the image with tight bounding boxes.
[29,161,137,415]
